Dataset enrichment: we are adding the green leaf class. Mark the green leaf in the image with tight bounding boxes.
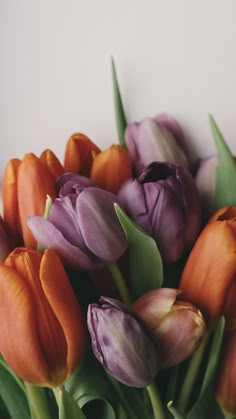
[209,114,236,208]
[187,318,225,419]
[167,401,186,419]
[0,360,30,419]
[65,348,118,419]
[115,204,163,298]
[111,57,127,149]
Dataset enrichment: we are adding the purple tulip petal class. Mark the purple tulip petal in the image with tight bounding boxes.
[57,173,98,197]
[27,216,100,270]
[154,113,189,158]
[87,297,160,387]
[77,188,127,261]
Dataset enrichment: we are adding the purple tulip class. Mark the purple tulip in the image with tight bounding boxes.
[118,162,201,263]
[125,113,190,173]
[27,186,127,270]
[195,155,218,219]
[87,297,160,387]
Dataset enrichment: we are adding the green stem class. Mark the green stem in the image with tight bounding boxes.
[146,383,166,419]
[177,331,210,413]
[107,262,131,305]
[24,383,51,419]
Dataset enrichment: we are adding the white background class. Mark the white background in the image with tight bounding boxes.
[1,0,236,179]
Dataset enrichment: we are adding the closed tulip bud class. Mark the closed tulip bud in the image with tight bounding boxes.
[91,144,132,194]
[64,133,100,176]
[195,155,218,219]
[0,216,12,262]
[17,153,57,247]
[118,162,201,263]
[87,297,160,387]
[132,288,205,368]
[0,248,86,386]
[125,113,190,173]
[2,158,22,244]
[180,206,236,330]
[2,153,57,248]
[28,185,127,270]
[215,329,236,416]
[40,149,64,181]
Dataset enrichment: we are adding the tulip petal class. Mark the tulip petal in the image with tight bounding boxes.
[57,173,98,196]
[0,265,50,384]
[40,149,64,181]
[27,216,100,270]
[64,133,100,176]
[17,153,56,247]
[40,250,87,377]
[77,188,127,261]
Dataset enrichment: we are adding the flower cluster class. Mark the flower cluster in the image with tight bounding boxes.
[0,65,235,419]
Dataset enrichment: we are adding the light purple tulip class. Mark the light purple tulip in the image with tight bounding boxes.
[27,187,127,270]
[125,113,190,173]
[195,155,218,219]
[133,288,205,368]
[118,162,201,263]
[87,297,160,387]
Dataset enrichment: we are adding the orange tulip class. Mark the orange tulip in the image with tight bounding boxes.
[0,248,86,387]
[2,158,22,244]
[91,144,132,194]
[215,329,236,416]
[64,133,100,176]
[3,153,57,248]
[180,206,236,330]
[40,149,64,181]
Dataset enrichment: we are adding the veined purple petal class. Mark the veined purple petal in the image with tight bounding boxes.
[27,216,100,270]
[154,113,189,159]
[87,297,160,387]
[77,188,127,261]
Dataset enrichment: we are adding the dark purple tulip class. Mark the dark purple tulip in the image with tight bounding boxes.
[27,187,127,270]
[118,162,201,263]
[125,113,190,173]
[56,173,99,196]
[87,297,160,387]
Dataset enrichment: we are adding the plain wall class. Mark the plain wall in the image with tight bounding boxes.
[1,0,236,178]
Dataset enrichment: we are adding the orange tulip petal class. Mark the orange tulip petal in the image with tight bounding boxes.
[0,264,50,384]
[91,144,132,194]
[180,219,236,330]
[40,149,64,181]
[5,248,69,386]
[64,133,100,176]
[40,250,87,377]
[2,158,22,243]
[17,154,56,247]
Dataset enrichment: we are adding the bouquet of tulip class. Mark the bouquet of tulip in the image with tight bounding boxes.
[0,60,235,419]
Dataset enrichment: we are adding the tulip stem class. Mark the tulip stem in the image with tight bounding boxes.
[146,382,166,419]
[107,262,132,305]
[177,331,210,413]
[24,383,51,419]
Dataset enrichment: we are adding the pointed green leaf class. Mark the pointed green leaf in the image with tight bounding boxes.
[209,114,236,208]
[111,57,127,149]
[167,401,186,419]
[0,360,30,419]
[115,204,163,298]
[187,318,225,419]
